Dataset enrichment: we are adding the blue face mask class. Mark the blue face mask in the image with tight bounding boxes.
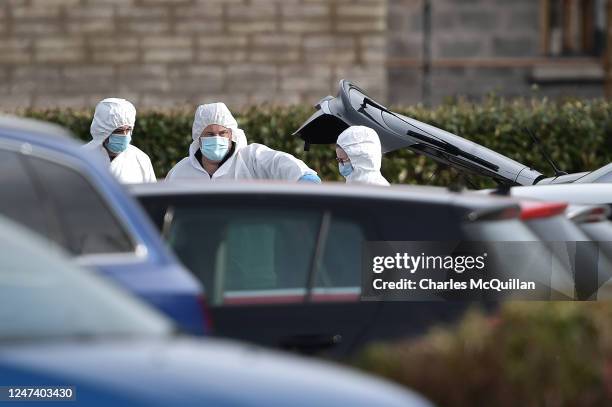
[106,134,131,154]
[201,136,230,162]
[339,162,353,177]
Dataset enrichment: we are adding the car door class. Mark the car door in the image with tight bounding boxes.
[139,194,386,356]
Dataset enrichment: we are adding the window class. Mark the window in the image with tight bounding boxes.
[161,198,480,304]
[541,0,606,56]
[316,217,366,289]
[26,157,135,255]
[0,150,53,242]
[167,205,322,305]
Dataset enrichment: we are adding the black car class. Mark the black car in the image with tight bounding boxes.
[132,181,557,357]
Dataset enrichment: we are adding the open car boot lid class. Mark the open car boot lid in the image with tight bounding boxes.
[294,80,545,186]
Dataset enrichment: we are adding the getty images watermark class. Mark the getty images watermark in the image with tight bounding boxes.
[371,251,535,292]
[361,241,611,301]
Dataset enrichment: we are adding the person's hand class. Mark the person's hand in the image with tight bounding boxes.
[298,173,321,184]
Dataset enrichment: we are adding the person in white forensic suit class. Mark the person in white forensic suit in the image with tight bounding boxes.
[166,102,321,183]
[335,125,390,186]
[83,98,156,184]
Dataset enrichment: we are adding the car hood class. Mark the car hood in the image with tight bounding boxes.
[0,337,431,407]
[294,80,544,186]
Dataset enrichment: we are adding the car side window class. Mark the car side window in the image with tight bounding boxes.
[0,149,54,242]
[166,205,321,305]
[312,201,457,290]
[315,216,366,290]
[25,156,135,255]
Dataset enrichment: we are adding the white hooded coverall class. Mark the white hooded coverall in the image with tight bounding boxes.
[166,102,316,181]
[336,126,390,186]
[83,98,156,184]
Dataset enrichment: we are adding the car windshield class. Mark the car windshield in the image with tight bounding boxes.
[0,220,173,342]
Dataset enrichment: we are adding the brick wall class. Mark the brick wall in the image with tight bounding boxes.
[0,0,387,110]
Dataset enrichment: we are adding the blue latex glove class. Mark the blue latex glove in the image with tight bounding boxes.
[298,173,321,184]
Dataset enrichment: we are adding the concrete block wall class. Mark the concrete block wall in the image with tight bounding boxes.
[430,0,540,59]
[387,0,542,105]
[387,0,604,105]
[0,0,387,110]
[387,0,423,105]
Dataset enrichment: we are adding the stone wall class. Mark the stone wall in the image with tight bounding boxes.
[0,0,387,110]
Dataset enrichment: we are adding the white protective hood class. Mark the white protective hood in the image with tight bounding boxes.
[88,98,136,146]
[337,126,390,186]
[188,102,247,159]
[83,98,156,184]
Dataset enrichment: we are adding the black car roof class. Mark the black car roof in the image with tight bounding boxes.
[130,181,519,213]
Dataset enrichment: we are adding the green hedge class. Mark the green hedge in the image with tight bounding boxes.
[354,302,612,407]
[19,97,612,186]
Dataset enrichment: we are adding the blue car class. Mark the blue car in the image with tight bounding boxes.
[0,115,208,335]
[0,216,431,407]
